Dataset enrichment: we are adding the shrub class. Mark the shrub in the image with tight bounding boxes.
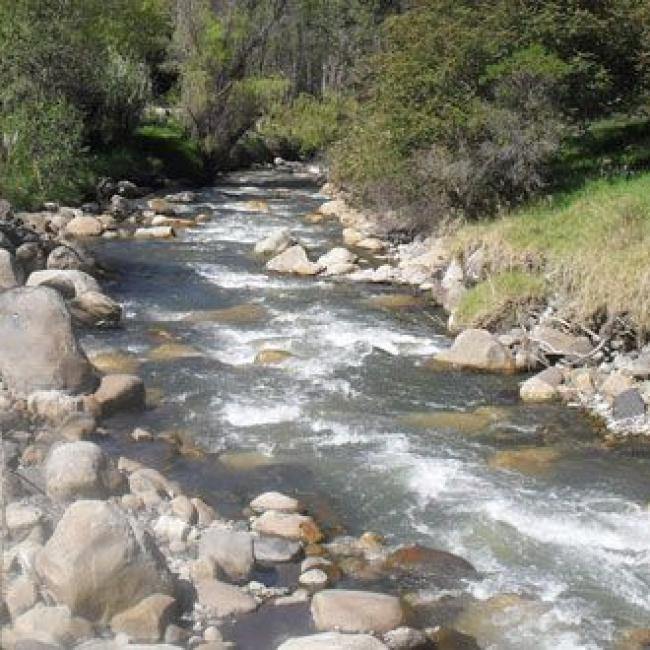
[0,97,86,208]
[258,93,355,159]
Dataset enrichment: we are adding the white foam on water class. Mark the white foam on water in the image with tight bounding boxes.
[309,419,374,447]
[194,263,316,290]
[220,401,302,427]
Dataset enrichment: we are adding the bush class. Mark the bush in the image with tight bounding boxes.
[332,0,650,232]
[258,93,355,159]
[0,97,86,208]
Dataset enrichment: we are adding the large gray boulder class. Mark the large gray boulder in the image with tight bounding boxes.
[35,500,174,623]
[435,329,516,373]
[254,228,294,255]
[12,604,93,647]
[0,287,97,395]
[311,590,405,634]
[45,441,124,501]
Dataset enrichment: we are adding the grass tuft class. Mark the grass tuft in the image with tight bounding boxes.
[454,271,547,330]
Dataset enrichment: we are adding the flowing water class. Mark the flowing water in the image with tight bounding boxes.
[83,171,650,649]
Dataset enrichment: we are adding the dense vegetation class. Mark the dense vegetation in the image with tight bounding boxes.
[1,0,649,227]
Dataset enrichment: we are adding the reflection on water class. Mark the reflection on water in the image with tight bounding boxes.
[84,171,650,650]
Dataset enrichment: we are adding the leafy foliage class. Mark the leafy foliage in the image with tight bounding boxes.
[332,0,650,230]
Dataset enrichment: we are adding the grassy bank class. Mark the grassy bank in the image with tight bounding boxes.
[452,171,650,334]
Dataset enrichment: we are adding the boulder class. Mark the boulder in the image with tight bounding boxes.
[0,249,23,289]
[530,325,592,358]
[616,353,650,380]
[435,329,516,373]
[252,511,322,543]
[45,441,123,501]
[299,569,329,590]
[266,245,321,276]
[13,604,93,646]
[27,390,87,423]
[311,590,405,634]
[519,367,564,402]
[0,288,97,395]
[317,248,358,271]
[27,270,100,297]
[250,491,302,514]
[600,372,636,399]
[278,633,388,650]
[253,536,302,564]
[5,503,45,541]
[69,291,122,327]
[46,246,85,271]
[6,575,39,620]
[128,468,179,499]
[35,500,174,622]
[343,228,364,247]
[356,238,386,253]
[198,527,253,582]
[134,227,176,240]
[55,413,97,441]
[15,243,46,275]
[254,229,294,255]
[110,595,177,643]
[65,216,103,238]
[93,374,145,416]
[195,580,257,618]
[147,199,177,216]
[153,516,190,544]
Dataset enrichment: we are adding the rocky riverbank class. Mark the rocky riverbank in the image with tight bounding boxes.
[254,182,650,445]
[0,184,493,650]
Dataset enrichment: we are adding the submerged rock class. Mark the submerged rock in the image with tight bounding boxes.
[489,446,562,476]
[403,406,509,435]
[148,343,203,362]
[435,329,516,374]
[0,287,97,395]
[184,304,267,324]
[35,500,174,622]
[93,374,145,416]
[89,351,141,375]
[254,349,293,365]
[311,590,404,634]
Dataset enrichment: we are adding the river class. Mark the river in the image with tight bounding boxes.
[82,170,650,649]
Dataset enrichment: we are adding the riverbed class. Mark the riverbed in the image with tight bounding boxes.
[82,170,650,649]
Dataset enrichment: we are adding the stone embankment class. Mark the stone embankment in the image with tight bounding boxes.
[1,185,484,649]
[255,183,650,442]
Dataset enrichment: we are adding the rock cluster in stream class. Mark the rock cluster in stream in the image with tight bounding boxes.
[0,185,490,649]
[254,183,650,442]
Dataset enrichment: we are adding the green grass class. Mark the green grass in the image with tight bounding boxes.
[89,121,207,187]
[454,271,547,330]
[453,171,650,332]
